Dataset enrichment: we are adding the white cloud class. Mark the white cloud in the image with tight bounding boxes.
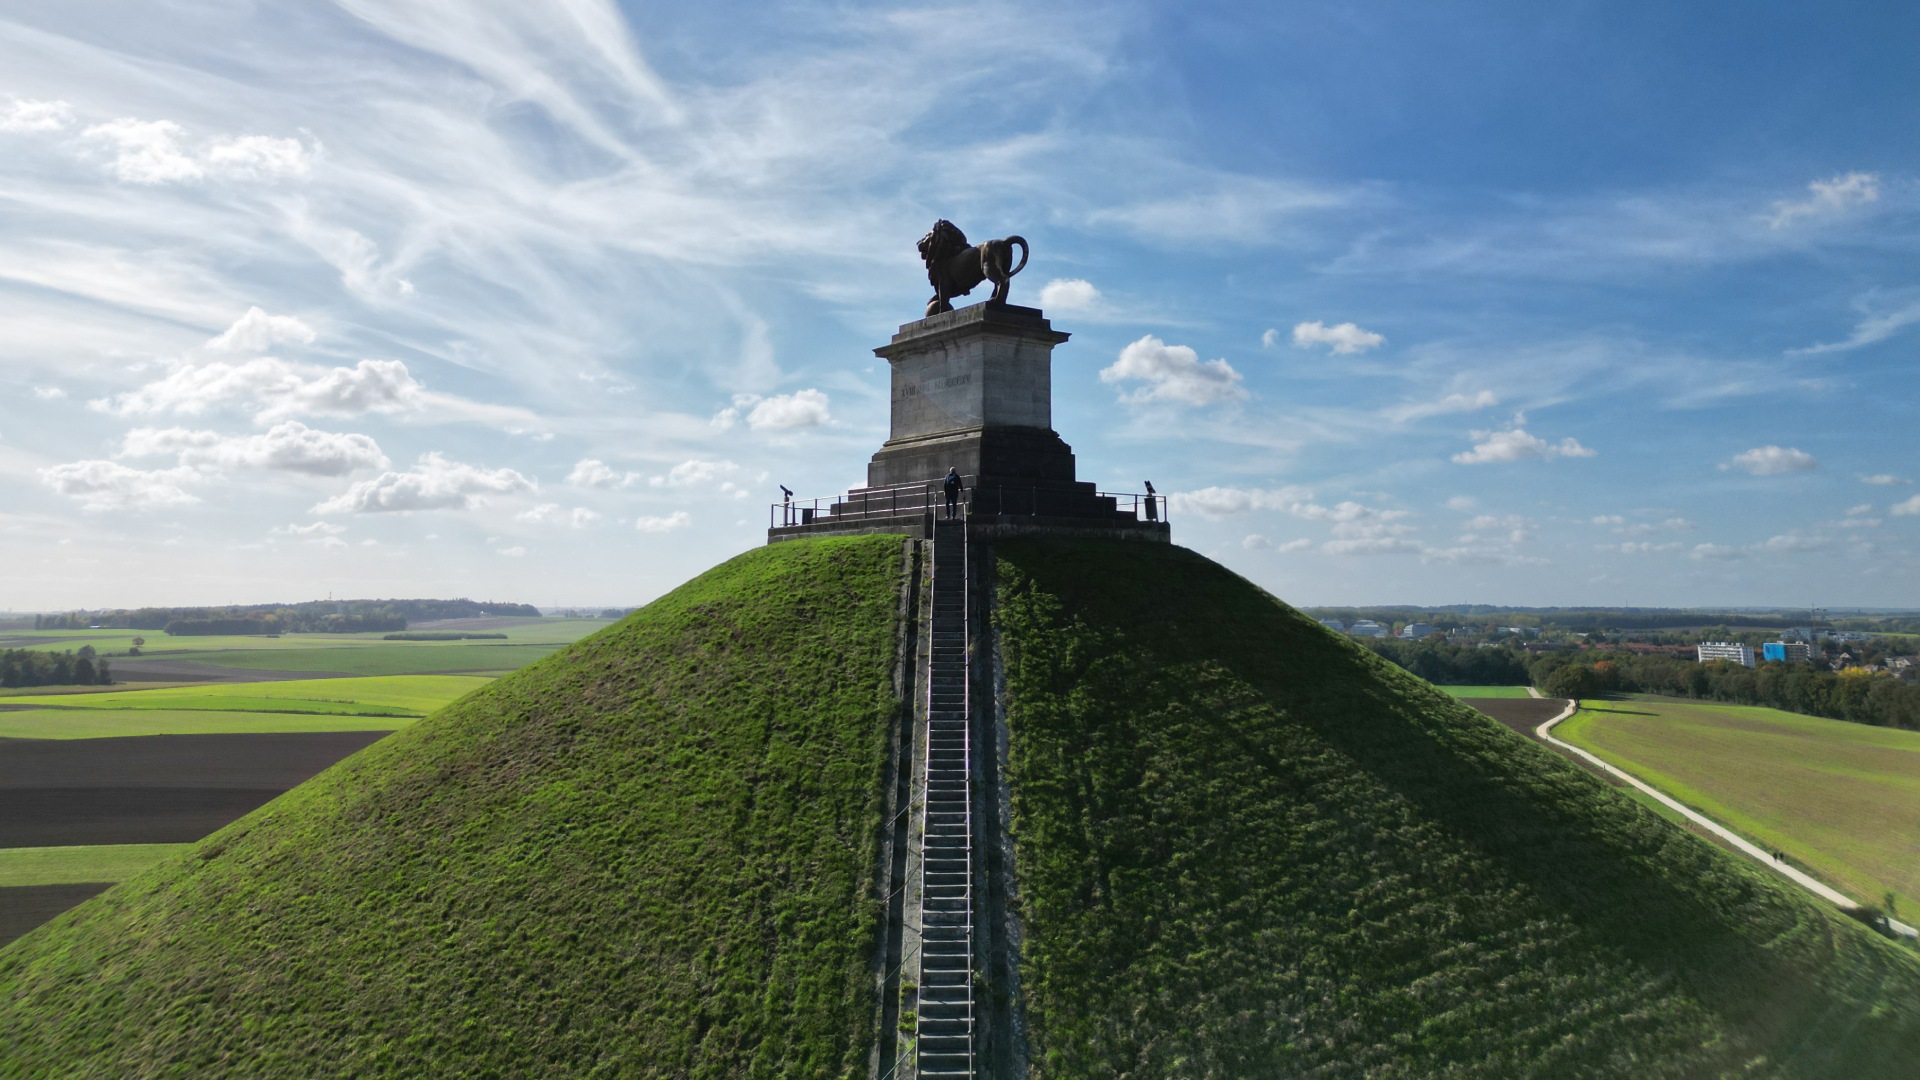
[207,307,318,353]
[1384,390,1497,424]
[1453,421,1596,464]
[121,421,388,476]
[651,459,741,487]
[566,458,638,488]
[276,521,345,537]
[1766,172,1879,229]
[1755,534,1831,554]
[1323,536,1423,556]
[1,98,73,133]
[33,386,67,400]
[1276,537,1313,553]
[83,118,203,183]
[1168,485,1312,518]
[1722,445,1818,476]
[1605,541,1685,555]
[517,503,599,527]
[1291,320,1384,354]
[1242,534,1271,550]
[39,460,199,511]
[1788,297,1920,356]
[1609,517,1694,537]
[1100,335,1246,405]
[1892,495,1920,517]
[1590,515,1625,526]
[82,117,313,184]
[91,355,534,429]
[634,510,691,533]
[1037,278,1101,312]
[203,135,313,180]
[1462,513,1535,544]
[1445,495,1477,511]
[714,390,832,430]
[1861,474,1910,486]
[1690,543,1745,561]
[312,452,535,514]
[496,545,527,557]
[1845,504,1875,517]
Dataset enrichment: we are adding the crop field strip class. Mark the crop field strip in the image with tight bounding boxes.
[1438,684,1535,698]
[0,618,614,945]
[1557,695,1920,921]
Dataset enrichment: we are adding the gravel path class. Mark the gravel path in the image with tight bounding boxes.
[1528,688,1917,939]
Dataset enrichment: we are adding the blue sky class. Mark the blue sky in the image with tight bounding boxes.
[2,0,1916,610]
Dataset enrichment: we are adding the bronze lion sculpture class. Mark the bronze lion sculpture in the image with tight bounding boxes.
[917,219,1029,316]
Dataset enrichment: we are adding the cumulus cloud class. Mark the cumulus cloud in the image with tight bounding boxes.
[1452,421,1596,464]
[713,390,832,430]
[1168,485,1312,518]
[1445,495,1477,511]
[1607,516,1694,537]
[566,458,638,488]
[1460,513,1535,544]
[92,354,533,430]
[39,460,199,510]
[312,452,534,514]
[496,545,527,557]
[1276,537,1313,553]
[1,98,73,133]
[1291,320,1384,354]
[1766,172,1879,229]
[1242,534,1272,550]
[1861,473,1910,486]
[1722,445,1818,476]
[1605,541,1686,555]
[207,307,318,352]
[1037,278,1101,312]
[650,459,741,487]
[1755,534,1830,554]
[516,503,599,527]
[1324,536,1423,556]
[1892,495,1920,517]
[120,421,388,476]
[1101,335,1246,405]
[1690,543,1745,561]
[1384,389,1497,424]
[33,386,67,400]
[276,521,345,536]
[634,510,691,533]
[82,117,312,184]
[1591,515,1625,526]
[203,134,313,179]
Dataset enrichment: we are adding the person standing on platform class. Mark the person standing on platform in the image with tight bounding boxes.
[944,468,962,519]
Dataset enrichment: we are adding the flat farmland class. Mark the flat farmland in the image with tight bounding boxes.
[1,674,488,716]
[160,642,566,675]
[1557,696,1920,918]
[1439,684,1534,698]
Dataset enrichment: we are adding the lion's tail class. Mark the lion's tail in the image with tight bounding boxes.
[1005,236,1029,278]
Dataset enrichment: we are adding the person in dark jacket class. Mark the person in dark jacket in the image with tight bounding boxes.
[943,468,962,519]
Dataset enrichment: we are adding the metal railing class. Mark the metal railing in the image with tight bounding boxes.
[769,483,1167,529]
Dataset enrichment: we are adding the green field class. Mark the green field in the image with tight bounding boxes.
[0,709,419,740]
[1558,696,1920,919]
[2,675,488,716]
[0,619,611,657]
[159,643,569,676]
[1439,684,1534,698]
[0,845,190,887]
[0,538,903,1075]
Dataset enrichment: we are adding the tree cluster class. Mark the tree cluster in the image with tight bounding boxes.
[35,598,540,634]
[1529,651,1920,731]
[1361,638,1532,686]
[2,646,112,688]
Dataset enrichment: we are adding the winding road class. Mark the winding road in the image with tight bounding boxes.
[1527,688,1918,939]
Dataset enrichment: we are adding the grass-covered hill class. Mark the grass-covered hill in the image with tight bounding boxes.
[6,532,1918,1078]
[993,539,1920,1078]
[0,536,907,1078]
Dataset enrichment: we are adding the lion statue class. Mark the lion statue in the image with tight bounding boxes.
[917,219,1029,316]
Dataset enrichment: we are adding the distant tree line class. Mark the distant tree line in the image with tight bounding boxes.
[1530,652,1920,732]
[1361,639,1532,685]
[1308,605,1920,635]
[34,598,540,634]
[2,647,112,688]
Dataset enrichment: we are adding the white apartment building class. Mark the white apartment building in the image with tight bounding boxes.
[1696,641,1755,667]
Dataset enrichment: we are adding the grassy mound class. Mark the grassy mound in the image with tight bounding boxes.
[0,536,905,1078]
[994,539,1920,1078]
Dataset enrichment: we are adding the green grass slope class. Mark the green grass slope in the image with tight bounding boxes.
[0,535,905,1078]
[994,539,1920,1079]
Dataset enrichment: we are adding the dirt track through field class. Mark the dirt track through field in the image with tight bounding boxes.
[0,884,111,949]
[1464,697,1632,788]
[0,732,385,847]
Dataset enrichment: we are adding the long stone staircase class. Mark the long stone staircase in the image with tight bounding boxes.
[916,517,976,1078]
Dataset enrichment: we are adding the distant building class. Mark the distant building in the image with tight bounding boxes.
[1399,622,1438,640]
[1697,641,1755,667]
[1783,627,1814,642]
[1762,641,1813,663]
[1317,618,1345,632]
[1349,620,1388,639]
[1498,626,1538,637]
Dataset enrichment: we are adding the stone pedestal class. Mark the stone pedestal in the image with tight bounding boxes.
[866,302,1076,488]
[767,299,1168,543]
